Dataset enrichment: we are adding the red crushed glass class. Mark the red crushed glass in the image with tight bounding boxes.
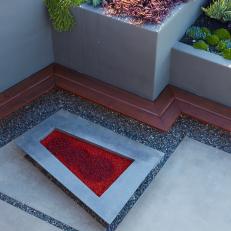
[41,129,133,196]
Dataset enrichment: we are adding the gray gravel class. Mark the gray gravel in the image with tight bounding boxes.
[1,89,230,154]
[0,89,230,231]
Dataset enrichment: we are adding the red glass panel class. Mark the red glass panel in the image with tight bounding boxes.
[41,130,133,197]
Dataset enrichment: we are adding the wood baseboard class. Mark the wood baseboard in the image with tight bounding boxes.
[1,63,230,132]
[53,64,180,131]
[171,86,231,131]
[0,65,55,119]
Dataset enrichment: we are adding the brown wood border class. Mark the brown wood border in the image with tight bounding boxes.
[0,65,55,119]
[1,64,230,132]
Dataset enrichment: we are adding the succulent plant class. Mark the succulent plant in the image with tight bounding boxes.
[201,27,211,36]
[44,0,86,32]
[223,48,231,59]
[104,0,190,24]
[206,34,220,46]
[216,39,231,51]
[214,28,231,40]
[87,0,102,7]
[193,40,209,51]
[186,26,208,40]
[202,0,231,22]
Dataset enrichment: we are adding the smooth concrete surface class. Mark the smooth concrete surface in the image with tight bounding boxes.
[170,42,231,107]
[0,142,105,231]
[0,137,231,231]
[0,0,54,92]
[117,137,231,231]
[53,0,206,100]
[0,200,60,231]
[15,110,164,224]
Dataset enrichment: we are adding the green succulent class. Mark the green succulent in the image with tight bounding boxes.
[214,28,231,40]
[87,0,102,7]
[202,0,231,22]
[193,40,209,51]
[201,27,211,36]
[223,48,231,59]
[217,40,227,51]
[44,0,86,32]
[206,34,220,46]
[186,26,207,40]
[216,39,231,51]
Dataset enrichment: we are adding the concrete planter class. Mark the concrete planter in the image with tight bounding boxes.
[170,42,231,107]
[53,0,206,101]
[0,0,54,92]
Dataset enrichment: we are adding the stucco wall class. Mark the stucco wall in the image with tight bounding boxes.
[170,42,231,107]
[0,0,54,92]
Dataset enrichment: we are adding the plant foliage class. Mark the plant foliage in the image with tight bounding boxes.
[202,0,231,22]
[206,34,220,45]
[87,0,102,7]
[44,0,85,32]
[186,26,208,40]
[216,39,231,51]
[105,0,190,24]
[193,40,209,51]
[185,25,231,59]
[223,48,231,59]
[214,28,231,39]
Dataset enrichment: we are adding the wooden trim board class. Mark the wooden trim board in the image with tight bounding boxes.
[0,64,230,132]
[0,65,55,119]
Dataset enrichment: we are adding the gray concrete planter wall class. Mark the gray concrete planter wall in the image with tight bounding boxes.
[0,0,54,92]
[53,0,206,101]
[170,42,231,107]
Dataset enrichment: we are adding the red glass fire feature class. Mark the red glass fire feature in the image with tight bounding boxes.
[41,130,133,197]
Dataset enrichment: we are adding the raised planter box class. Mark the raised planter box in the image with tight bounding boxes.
[53,0,206,101]
[170,42,231,107]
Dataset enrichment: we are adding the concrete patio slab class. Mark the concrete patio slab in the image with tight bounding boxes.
[0,142,105,231]
[1,136,230,231]
[0,200,59,231]
[117,137,231,231]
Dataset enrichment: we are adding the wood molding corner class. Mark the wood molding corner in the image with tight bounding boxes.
[1,63,230,132]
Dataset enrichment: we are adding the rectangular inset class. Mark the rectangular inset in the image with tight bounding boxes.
[41,129,133,197]
[16,110,164,225]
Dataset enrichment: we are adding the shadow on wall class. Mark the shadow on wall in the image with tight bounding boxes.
[0,0,54,92]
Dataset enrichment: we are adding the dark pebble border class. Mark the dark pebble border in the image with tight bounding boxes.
[0,89,230,231]
[0,192,77,231]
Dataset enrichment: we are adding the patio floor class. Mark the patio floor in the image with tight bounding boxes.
[0,199,59,231]
[0,90,230,231]
[0,137,231,230]
[117,137,231,231]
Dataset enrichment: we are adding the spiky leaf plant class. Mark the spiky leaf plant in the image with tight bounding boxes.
[44,0,85,32]
[202,0,231,22]
[87,0,102,7]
